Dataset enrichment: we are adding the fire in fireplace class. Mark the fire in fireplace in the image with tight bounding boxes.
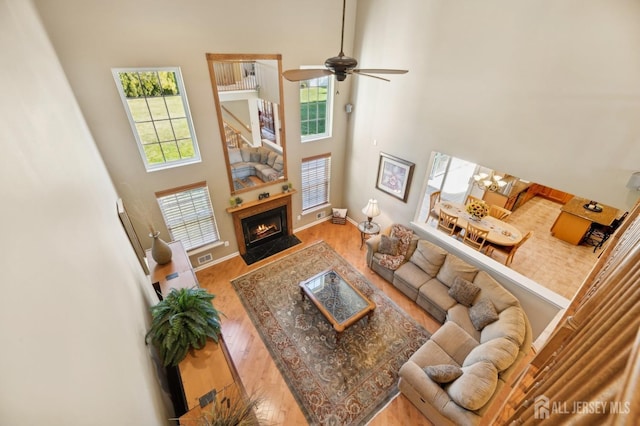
[241,206,288,250]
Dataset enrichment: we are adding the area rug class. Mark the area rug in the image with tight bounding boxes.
[233,176,256,190]
[231,241,430,425]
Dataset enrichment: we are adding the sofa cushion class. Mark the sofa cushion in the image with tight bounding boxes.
[393,262,431,300]
[240,147,252,162]
[463,337,520,372]
[409,338,461,367]
[228,148,243,164]
[480,306,527,346]
[446,361,498,411]
[473,271,519,312]
[449,276,481,307]
[267,150,278,167]
[259,147,270,163]
[424,364,463,384]
[430,321,479,366]
[469,298,499,331]
[272,154,284,172]
[247,149,259,163]
[379,235,400,256]
[446,304,481,342]
[436,255,478,288]
[409,239,448,277]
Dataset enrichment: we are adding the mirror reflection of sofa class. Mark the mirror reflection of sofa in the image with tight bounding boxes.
[365,224,532,425]
[228,146,284,183]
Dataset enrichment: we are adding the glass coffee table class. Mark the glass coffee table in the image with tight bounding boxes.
[299,269,376,343]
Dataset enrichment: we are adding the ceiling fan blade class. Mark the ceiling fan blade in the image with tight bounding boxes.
[282,69,333,82]
[354,69,409,75]
[351,71,391,82]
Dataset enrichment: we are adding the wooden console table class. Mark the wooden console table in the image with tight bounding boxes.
[177,336,250,424]
[146,240,198,298]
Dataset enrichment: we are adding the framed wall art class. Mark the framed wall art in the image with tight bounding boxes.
[375,152,415,202]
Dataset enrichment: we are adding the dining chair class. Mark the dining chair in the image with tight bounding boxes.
[428,191,442,222]
[488,205,512,221]
[486,230,533,266]
[438,210,459,236]
[461,222,489,252]
[465,194,482,205]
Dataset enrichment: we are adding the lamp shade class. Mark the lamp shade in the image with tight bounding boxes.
[626,172,640,190]
[362,199,380,219]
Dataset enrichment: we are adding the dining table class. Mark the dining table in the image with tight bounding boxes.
[434,201,523,246]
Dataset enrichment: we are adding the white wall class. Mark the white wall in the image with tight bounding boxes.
[347,0,640,229]
[33,0,356,265]
[0,1,171,424]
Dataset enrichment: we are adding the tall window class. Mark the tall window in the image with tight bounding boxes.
[155,182,219,251]
[301,154,331,213]
[113,67,201,171]
[300,72,333,142]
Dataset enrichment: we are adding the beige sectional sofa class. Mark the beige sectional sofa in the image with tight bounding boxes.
[227,146,284,182]
[365,225,532,425]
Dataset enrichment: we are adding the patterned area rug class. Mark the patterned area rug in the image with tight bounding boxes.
[233,176,256,190]
[231,241,430,425]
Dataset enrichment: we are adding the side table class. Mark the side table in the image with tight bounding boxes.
[358,221,380,249]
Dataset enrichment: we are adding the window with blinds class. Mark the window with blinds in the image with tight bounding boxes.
[155,182,219,250]
[301,154,331,213]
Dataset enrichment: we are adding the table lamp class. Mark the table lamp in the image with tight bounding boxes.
[362,199,380,229]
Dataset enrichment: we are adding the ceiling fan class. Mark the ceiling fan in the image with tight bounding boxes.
[282,0,408,83]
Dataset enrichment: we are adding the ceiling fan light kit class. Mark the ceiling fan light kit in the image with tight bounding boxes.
[283,0,408,83]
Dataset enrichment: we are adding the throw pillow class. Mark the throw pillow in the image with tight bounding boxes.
[449,276,481,307]
[446,361,498,411]
[378,235,400,256]
[424,364,463,384]
[332,208,347,218]
[469,298,499,331]
[389,224,414,257]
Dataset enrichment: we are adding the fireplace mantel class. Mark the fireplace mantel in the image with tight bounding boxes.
[227,190,296,256]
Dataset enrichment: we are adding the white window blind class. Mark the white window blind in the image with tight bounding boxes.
[301,154,331,212]
[155,182,219,250]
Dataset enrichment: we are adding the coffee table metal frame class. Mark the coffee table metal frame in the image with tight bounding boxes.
[299,269,376,343]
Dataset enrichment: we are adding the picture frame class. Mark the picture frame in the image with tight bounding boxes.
[375,152,415,202]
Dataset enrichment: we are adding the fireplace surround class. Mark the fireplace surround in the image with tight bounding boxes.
[227,191,295,257]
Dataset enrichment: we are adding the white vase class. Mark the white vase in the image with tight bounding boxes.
[150,231,172,265]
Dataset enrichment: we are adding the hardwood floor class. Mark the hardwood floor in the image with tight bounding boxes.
[196,221,439,426]
[195,197,598,425]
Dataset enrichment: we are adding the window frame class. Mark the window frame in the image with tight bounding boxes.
[155,182,220,251]
[301,153,332,214]
[112,67,201,172]
[299,67,334,143]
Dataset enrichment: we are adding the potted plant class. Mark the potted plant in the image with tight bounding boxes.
[196,385,263,426]
[234,196,243,207]
[146,287,224,367]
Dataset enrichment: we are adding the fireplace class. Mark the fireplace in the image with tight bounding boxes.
[227,192,299,263]
[241,206,287,250]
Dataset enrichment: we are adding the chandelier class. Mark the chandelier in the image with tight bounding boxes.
[473,172,507,192]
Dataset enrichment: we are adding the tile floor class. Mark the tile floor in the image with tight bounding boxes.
[482,196,601,300]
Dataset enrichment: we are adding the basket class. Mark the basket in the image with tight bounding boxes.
[332,208,347,225]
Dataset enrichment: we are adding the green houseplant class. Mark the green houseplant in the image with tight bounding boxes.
[146,287,224,367]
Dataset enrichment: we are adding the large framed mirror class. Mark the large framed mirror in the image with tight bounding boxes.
[206,53,287,195]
